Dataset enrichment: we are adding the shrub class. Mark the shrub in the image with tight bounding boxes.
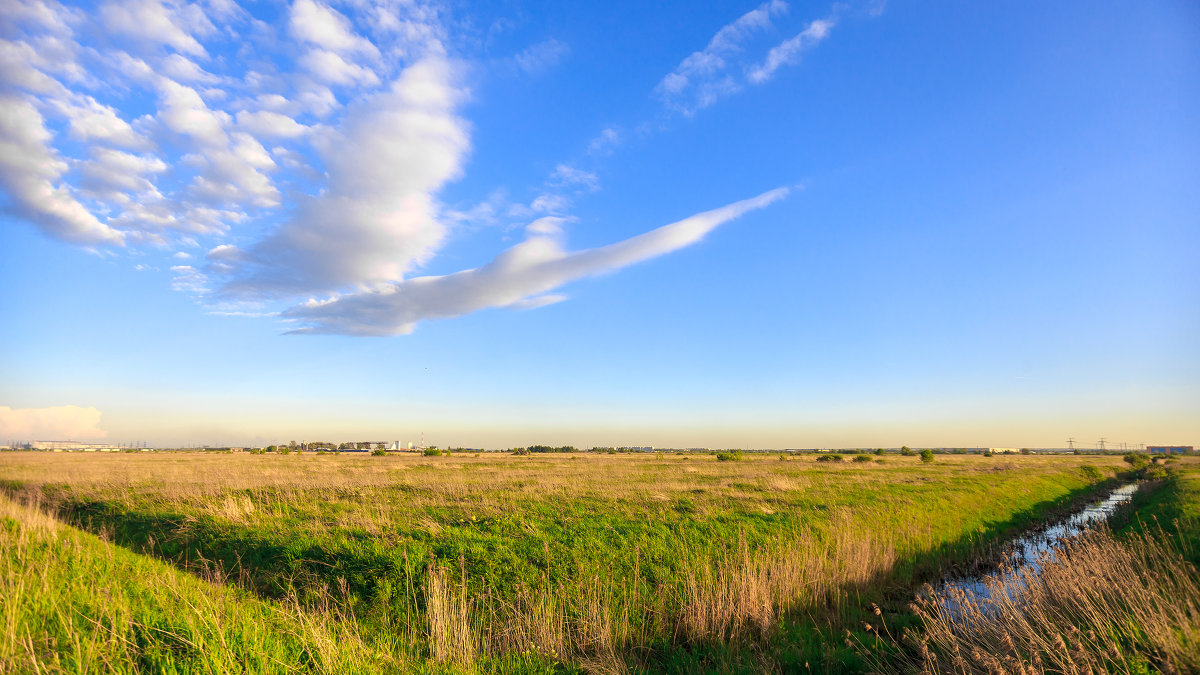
[423,448,440,457]
[512,448,530,456]
[900,446,915,456]
[816,454,843,463]
[716,451,743,462]
[852,455,872,463]
[920,449,934,463]
[372,448,388,456]
[1144,465,1169,480]
[278,448,291,455]
[874,448,885,456]
[1123,453,1150,470]
[1080,465,1104,481]
[778,453,787,461]
[983,450,993,457]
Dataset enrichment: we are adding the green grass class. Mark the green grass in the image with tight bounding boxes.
[0,451,1166,673]
[1117,462,1200,565]
[0,495,397,674]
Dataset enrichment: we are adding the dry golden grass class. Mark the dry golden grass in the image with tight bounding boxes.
[905,525,1200,674]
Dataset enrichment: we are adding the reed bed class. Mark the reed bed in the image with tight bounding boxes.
[906,525,1200,674]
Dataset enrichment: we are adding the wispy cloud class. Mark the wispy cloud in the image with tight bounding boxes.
[283,188,789,336]
[653,2,842,115]
[655,0,788,115]
[748,18,836,84]
[512,38,569,74]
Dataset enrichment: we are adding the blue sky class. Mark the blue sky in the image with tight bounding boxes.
[1,0,1197,449]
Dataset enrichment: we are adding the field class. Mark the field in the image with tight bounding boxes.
[1,451,1195,673]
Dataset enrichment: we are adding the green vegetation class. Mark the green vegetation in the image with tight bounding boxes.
[0,452,1184,673]
[891,463,1200,674]
[919,449,934,463]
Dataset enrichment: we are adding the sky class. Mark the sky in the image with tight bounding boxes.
[1,0,1197,450]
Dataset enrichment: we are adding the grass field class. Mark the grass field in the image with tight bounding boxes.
[0,451,1190,673]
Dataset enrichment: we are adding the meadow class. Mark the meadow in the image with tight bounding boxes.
[1,450,1194,673]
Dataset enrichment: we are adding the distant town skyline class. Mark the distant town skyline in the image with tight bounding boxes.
[2,1,1197,447]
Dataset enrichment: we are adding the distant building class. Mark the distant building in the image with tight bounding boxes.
[989,448,1020,454]
[1148,446,1193,454]
[30,440,118,451]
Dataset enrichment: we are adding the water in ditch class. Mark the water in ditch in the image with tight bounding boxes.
[933,481,1140,614]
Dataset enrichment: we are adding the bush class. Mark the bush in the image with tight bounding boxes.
[716,451,743,462]
[1144,465,1169,480]
[423,448,440,457]
[920,449,934,463]
[372,448,388,456]
[900,446,915,456]
[874,448,885,456]
[816,454,843,463]
[1123,453,1150,470]
[983,450,993,457]
[512,448,530,456]
[278,448,291,455]
[1080,465,1104,481]
[852,455,873,463]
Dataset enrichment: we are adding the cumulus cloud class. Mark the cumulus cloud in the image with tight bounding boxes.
[49,95,153,150]
[0,405,108,440]
[159,53,220,84]
[214,57,468,299]
[289,0,380,59]
[235,110,310,139]
[283,187,789,336]
[0,95,125,245]
[99,0,209,58]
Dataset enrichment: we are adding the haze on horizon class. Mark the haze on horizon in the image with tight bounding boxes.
[1,0,1197,449]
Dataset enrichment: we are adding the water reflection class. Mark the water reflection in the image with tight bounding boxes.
[933,482,1139,614]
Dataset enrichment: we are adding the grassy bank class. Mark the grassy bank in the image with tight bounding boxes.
[0,451,1136,672]
[0,494,395,674]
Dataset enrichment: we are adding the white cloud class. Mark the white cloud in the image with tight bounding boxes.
[588,126,620,154]
[170,264,209,292]
[549,164,599,191]
[236,110,310,139]
[0,95,125,245]
[530,193,570,214]
[159,53,220,84]
[283,188,789,335]
[289,0,381,59]
[79,147,167,195]
[48,95,153,150]
[513,38,568,74]
[655,0,787,114]
[0,405,108,440]
[156,78,229,147]
[214,57,469,299]
[99,0,209,58]
[299,48,380,87]
[748,18,835,84]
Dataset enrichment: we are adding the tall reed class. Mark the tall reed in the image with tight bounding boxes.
[904,525,1200,674]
